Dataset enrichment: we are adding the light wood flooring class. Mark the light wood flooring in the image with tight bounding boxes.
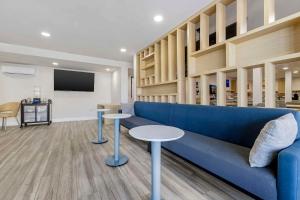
[0,121,254,200]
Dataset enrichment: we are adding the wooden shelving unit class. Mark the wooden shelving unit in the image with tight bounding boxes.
[136,0,300,107]
[142,52,154,61]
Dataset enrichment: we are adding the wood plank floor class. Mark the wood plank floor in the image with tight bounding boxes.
[0,121,254,200]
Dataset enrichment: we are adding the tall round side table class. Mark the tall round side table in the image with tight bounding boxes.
[129,125,184,200]
[91,109,110,144]
[103,113,131,167]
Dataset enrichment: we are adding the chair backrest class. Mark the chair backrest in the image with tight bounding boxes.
[134,101,300,148]
[0,102,20,117]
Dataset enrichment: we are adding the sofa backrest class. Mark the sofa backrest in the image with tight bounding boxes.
[134,101,300,148]
[134,101,172,124]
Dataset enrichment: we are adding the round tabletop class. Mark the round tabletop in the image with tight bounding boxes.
[103,113,131,119]
[129,125,185,142]
[97,108,110,112]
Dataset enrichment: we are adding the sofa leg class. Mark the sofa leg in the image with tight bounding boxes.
[147,142,151,154]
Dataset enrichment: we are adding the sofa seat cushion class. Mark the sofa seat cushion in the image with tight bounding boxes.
[162,131,277,200]
[121,116,161,129]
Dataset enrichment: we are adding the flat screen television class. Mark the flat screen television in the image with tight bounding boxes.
[54,69,95,92]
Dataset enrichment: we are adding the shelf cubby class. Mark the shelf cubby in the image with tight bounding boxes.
[136,0,300,108]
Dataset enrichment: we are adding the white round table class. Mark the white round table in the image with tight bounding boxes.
[129,125,184,200]
[103,113,131,167]
[91,109,110,144]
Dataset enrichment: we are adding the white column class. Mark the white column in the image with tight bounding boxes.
[237,0,248,35]
[217,72,226,106]
[253,68,263,106]
[133,55,137,101]
[264,0,275,25]
[285,70,292,103]
[237,68,248,107]
[200,75,210,105]
[188,77,196,104]
[265,63,276,108]
[121,66,129,103]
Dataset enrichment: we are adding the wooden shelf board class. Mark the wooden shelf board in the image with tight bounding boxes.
[140,80,177,88]
[189,52,300,77]
[141,62,155,70]
[228,12,300,44]
[142,53,155,61]
[189,66,230,77]
[267,52,300,64]
[138,93,177,96]
[241,52,300,68]
[191,42,226,58]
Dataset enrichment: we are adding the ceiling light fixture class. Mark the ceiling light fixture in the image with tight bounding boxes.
[52,62,59,66]
[120,48,127,53]
[293,70,299,74]
[105,68,111,72]
[154,15,163,22]
[283,67,289,70]
[41,31,51,38]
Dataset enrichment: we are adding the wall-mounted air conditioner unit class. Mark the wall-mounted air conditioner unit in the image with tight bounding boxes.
[1,64,36,75]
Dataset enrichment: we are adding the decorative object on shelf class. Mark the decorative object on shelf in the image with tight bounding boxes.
[33,86,41,98]
[20,99,52,128]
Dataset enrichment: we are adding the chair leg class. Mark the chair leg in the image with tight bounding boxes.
[16,117,20,126]
[4,118,7,131]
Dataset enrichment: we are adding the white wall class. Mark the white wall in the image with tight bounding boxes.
[110,66,130,104]
[111,69,121,104]
[0,65,112,125]
[292,77,300,91]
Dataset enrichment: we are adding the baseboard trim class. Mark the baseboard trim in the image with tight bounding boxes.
[53,117,97,123]
[3,117,97,127]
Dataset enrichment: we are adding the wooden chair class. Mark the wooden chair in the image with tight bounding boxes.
[0,102,20,130]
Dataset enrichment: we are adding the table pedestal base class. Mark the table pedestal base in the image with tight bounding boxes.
[151,141,161,200]
[105,155,128,167]
[144,194,164,200]
[91,138,108,144]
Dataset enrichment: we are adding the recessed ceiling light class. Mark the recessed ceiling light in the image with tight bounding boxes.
[41,31,51,37]
[52,62,59,66]
[283,67,289,70]
[293,70,299,74]
[154,15,163,22]
[120,48,127,53]
[105,68,111,72]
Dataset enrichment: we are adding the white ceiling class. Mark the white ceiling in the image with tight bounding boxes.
[0,0,212,63]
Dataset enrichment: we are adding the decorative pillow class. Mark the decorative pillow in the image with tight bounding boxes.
[121,103,135,116]
[249,113,298,167]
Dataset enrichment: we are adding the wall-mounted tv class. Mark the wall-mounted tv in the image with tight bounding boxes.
[54,69,95,92]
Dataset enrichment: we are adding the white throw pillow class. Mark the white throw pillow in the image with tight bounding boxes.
[249,113,298,167]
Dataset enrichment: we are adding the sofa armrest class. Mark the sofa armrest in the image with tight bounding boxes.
[278,140,300,200]
[120,103,135,115]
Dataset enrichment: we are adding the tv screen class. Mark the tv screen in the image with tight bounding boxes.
[54,69,95,92]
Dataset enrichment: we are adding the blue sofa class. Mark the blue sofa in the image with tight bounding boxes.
[121,102,300,200]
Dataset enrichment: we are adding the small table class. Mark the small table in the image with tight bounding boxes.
[129,125,184,200]
[103,113,131,167]
[91,109,110,144]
